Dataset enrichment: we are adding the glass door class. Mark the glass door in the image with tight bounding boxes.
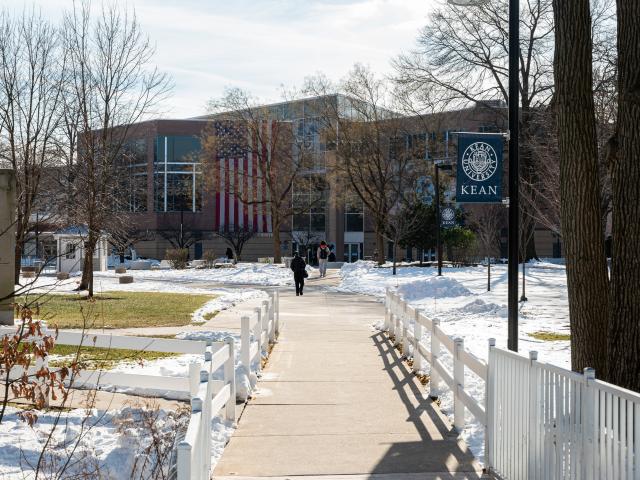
[344,243,363,263]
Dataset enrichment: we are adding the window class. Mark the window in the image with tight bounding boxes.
[154,136,202,212]
[65,243,76,259]
[116,139,147,212]
[292,180,326,233]
[344,195,363,232]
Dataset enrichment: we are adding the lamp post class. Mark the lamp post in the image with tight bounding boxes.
[434,160,453,276]
[447,0,520,351]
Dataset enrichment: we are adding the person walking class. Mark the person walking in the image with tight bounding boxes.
[290,251,307,296]
[317,241,330,278]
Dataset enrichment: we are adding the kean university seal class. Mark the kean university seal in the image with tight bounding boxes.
[456,133,503,203]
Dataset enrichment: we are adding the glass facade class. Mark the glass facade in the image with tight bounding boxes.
[119,139,148,212]
[292,181,326,233]
[344,195,363,232]
[154,136,202,212]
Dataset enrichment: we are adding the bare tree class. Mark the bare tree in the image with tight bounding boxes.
[304,65,423,265]
[62,2,171,297]
[0,10,65,283]
[202,89,321,263]
[607,0,640,390]
[213,224,256,261]
[394,0,616,260]
[553,0,610,376]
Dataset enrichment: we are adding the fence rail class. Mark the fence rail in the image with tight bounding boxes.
[384,287,640,480]
[3,290,280,480]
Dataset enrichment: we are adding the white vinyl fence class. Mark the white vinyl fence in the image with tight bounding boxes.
[385,288,640,480]
[2,290,280,480]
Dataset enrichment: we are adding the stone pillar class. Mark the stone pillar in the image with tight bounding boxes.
[0,169,15,325]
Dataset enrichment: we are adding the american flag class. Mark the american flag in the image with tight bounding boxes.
[214,121,273,233]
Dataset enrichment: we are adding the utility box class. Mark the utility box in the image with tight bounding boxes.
[0,169,15,326]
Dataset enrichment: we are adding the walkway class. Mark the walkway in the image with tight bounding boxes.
[214,286,483,479]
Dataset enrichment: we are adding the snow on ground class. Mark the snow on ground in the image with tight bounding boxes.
[1,327,254,478]
[0,405,233,479]
[337,260,571,461]
[95,262,300,286]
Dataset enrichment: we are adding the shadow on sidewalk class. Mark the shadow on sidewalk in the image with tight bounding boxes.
[368,332,483,479]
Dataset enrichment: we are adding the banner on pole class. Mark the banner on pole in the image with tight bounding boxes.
[456,133,504,203]
[440,206,457,228]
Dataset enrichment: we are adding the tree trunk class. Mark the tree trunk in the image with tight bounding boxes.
[607,0,640,391]
[273,229,282,264]
[14,243,22,285]
[553,0,610,376]
[78,234,97,296]
[375,230,385,265]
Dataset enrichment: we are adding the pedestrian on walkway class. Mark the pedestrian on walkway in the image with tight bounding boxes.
[317,241,330,278]
[290,251,307,296]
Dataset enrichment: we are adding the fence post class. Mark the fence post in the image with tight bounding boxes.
[224,337,236,424]
[402,303,411,358]
[485,338,496,473]
[384,288,391,332]
[528,350,538,479]
[177,441,192,480]
[254,307,262,355]
[429,318,442,399]
[268,296,276,344]
[453,337,465,431]
[191,396,203,480]
[412,309,423,374]
[241,316,252,383]
[261,300,269,343]
[395,296,404,348]
[275,290,280,335]
[188,362,200,397]
[582,367,596,480]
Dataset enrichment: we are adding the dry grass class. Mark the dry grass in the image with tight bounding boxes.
[16,292,215,329]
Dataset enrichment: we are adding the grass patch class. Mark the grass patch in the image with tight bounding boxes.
[48,344,178,370]
[202,311,218,321]
[529,331,571,342]
[16,292,215,329]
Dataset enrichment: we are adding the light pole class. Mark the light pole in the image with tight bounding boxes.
[434,160,453,276]
[447,0,520,351]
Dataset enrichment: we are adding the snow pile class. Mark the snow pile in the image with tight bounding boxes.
[0,404,233,479]
[191,289,268,324]
[338,261,437,297]
[397,277,472,301]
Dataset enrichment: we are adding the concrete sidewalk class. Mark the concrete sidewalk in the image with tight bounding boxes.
[214,288,483,479]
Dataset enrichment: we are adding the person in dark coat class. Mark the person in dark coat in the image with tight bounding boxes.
[290,251,307,296]
[225,247,234,262]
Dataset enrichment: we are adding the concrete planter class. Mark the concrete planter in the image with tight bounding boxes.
[115,266,127,274]
[118,275,134,284]
[129,260,151,270]
[56,272,70,280]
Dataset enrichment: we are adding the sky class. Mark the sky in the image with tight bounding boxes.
[1,0,438,118]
